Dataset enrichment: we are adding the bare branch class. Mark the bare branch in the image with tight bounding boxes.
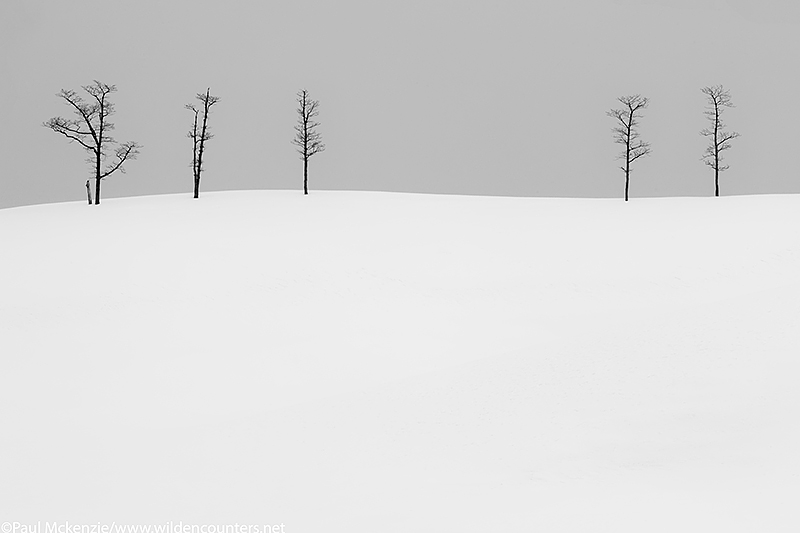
[56,89,100,145]
[43,117,96,151]
[99,141,141,179]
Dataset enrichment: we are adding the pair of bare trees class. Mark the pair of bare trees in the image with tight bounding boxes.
[43,82,223,203]
[184,88,325,198]
[183,88,324,197]
[182,88,325,198]
[43,81,223,204]
[608,86,740,201]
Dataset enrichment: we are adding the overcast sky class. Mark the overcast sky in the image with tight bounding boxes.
[1,0,799,208]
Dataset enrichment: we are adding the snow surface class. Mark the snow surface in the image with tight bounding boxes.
[1,190,799,531]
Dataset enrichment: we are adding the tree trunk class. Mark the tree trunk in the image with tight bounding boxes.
[624,170,629,201]
[624,141,631,202]
[303,157,308,195]
[94,151,101,205]
[195,89,211,199]
[86,180,92,205]
[714,103,720,197]
[624,117,632,202]
[191,113,199,199]
[196,143,204,199]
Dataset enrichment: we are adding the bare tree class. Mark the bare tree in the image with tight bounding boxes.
[607,95,652,201]
[43,81,140,205]
[186,88,220,199]
[701,85,740,197]
[188,105,200,194]
[291,90,325,195]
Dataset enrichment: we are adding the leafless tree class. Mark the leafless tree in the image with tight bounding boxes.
[186,88,220,199]
[607,95,652,201]
[291,90,325,195]
[701,85,740,197]
[43,81,140,205]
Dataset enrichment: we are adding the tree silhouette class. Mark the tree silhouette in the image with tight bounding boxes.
[44,81,140,205]
[291,90,325,195]
[701,85,740,197]
[186,88,220,199]
[607,95,652,201]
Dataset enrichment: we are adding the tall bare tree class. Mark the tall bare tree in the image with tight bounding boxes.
[43,81,140,205]
[186,88,220,199]
[607,95,652,201]
[291,90,325,195]
[701,85,740,197]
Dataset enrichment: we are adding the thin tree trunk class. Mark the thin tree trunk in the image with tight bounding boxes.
[96,99,104,205]
[714,102,720,197]
[303,157,308,195]
[191,112,199,199]
[196,143,205,198]
[624,169,629,201]
[624,139,631,202]
[94,151,101,205]
[624,115,632,202]
[86,180,92,205]
[196,89,211,199]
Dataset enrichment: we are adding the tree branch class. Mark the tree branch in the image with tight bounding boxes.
[99,141,140,179]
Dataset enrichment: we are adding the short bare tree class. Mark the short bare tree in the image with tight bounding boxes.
[607,95,652,201]
[186,88,220,199]
[44,81,140,205]
[701,85,740,197]
[291,90,325,195]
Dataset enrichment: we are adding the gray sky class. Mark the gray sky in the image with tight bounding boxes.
[1,0,799,208]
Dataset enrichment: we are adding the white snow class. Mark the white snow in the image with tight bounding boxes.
[1,190,799,531]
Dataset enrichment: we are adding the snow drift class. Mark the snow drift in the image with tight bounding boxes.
[1,190,798,532]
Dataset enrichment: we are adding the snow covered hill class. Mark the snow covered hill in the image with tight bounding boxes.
[1,191,799,532]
